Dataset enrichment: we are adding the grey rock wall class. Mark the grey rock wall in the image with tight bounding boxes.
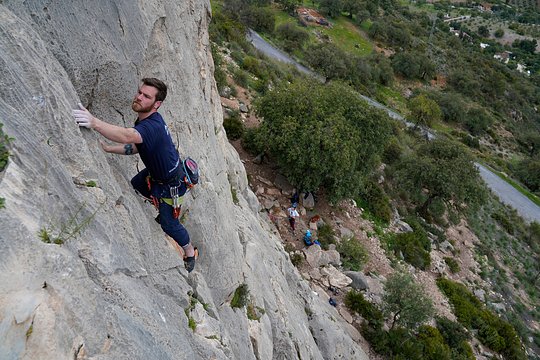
[0,1,367,359]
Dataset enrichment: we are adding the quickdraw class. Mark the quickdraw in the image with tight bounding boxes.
[170,184,182,219]
[146,175,183,219]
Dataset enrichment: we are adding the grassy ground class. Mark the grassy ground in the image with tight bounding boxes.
[375,84,408,113]
[466,196,539,350]
[319,16,373,56]
[269,6,372,56]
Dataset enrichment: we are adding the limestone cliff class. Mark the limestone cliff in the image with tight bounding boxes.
[0,1,367,359]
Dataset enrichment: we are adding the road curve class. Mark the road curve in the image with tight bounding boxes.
[247,29,322,80]
[476,164,540,223]
[247,29,540,223]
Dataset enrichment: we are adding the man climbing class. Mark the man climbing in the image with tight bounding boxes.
[73,78,198,272]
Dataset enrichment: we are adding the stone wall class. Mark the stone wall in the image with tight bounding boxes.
[0,1,367,359]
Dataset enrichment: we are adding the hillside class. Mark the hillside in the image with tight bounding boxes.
[212,0,540,359]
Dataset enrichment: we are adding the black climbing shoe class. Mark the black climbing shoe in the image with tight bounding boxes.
[184,247,198,273]
[155,214,161,224]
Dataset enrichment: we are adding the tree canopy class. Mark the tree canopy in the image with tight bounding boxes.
[408,94,442,128]
[394,139,487,217]
[255,79,393,200]
[383,271,434,329]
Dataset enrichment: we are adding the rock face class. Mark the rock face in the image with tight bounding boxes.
[0,2,367,359]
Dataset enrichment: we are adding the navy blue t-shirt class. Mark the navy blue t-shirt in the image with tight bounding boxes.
[134,112,179,182]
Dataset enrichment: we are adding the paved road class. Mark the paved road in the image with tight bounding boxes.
[247,30,540,223]
[476,164,540,223]
[247,30,323,80]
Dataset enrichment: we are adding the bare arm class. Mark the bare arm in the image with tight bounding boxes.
[73,103,142,144]
[94,121,142,144]
[100,141,139,155]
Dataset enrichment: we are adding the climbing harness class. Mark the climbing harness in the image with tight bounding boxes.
[145,174,187,220]
[143,156,199,220]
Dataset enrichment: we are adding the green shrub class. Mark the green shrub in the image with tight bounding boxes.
[231,283,249,308]
[444,257,460,273]
[464,107,493,136]
[241,127,265,155]
[392,231,431,270]
[363,322,460,360]
[230,183,239,205]
[337,237,368,271]
[382,138,402,164]
[209,12,246,45]
[223,110,244,141]
[345,290,384,327]
[405,216,429,237]
[317,223,336,250]
[188,316,196,331]
[361,323,392,355]
[436,278,527,359]
[491,211,515,234]
[387,328,424,359]
[513,158,540,193]
[211,44,228,93]
[232,68,249,88]
[0,123,13,172]
[241,56,270,81]
[436,316,473,358]
[290,252,303,267]
[276,22,310,52]
[436,278,483,328]
[462,134,480,149]
[247,303,264,321]
[252,78,270,95]
[241,6,275,34]
[528,221,540,250]
[478,321,506,353]
[358,180,392,224]
[416,325,452,360]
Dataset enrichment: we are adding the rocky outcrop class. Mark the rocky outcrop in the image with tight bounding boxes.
[0,1,367,359]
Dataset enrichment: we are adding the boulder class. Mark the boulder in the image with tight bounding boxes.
[320,266,353,289]
[302,192,315,209]
[273,174,294,195]
[439,240,455,253]
[303,246,341,268]
[239,102,249,113]
[344,271,368,291]
[395,220,413,233]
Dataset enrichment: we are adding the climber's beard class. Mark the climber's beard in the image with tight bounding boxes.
[131,100,154,114]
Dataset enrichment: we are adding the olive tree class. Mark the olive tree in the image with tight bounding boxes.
[408,94,442,128]
[394,139,487,217]
[383,271,434,329]
[255,79,393,200]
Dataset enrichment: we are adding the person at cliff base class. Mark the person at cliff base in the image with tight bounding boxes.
[73,77,198,272]
[303,230,313,246]
[287,204,300,233]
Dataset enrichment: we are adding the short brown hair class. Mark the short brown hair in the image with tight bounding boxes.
[142,78,167,102]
